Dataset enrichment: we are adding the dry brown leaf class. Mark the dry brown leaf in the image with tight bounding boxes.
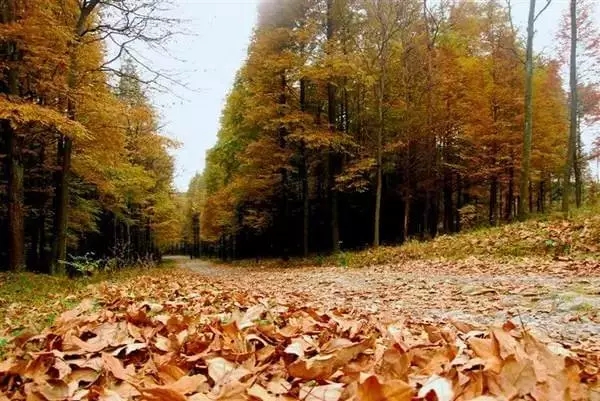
[468,337,502,373]
[417,375,454,401]
[357,375,413,401]
[34,381,70,401]
[247,384,277,401]
[299,383,344,401]
[102,353,132,382]
[169,374,208,394]
[288,338,372,380]
[139,387,188,401]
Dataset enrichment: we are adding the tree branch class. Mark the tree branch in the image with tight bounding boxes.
[534,0,552,22]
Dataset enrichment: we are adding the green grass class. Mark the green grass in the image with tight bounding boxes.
[0,261,174,336]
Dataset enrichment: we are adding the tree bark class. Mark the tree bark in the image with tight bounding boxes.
[518,0,536,220]
[563,0,577,214]
[51,135,72,275]
[402,198,410,242]
[374,73,384,247]
[506,166,514,221]
[574,113,582,207]
[443,170,453,232]
[489,177,498,226]
[327,0,340,253]
[1,0,25,271]
[5,121,25,271]
[300,79,310,257]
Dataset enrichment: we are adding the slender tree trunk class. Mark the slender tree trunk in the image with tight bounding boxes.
[38,212,46,270]
[300,79,309,257]
[506,167,514,221]
[563,0,577,214]
[278,73,290,260]
[51,135,72,275]
[538,180,545,213]
[301,154,310,257]
[574,114,582,207]
[403,199,410,242]
[490,177,498,226]
[1,0,24,271]
[529,180,534,212]
[5,121,25,271]
[443,171,453,232]
[518,0,536,220]
[423,193,430,239]
[374,75,384,247]
[455,174,462,232]
[51,4,95,273]
[327,0,340,253]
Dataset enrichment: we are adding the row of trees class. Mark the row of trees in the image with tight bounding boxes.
[185,0,600,260]
[0,0,182,273]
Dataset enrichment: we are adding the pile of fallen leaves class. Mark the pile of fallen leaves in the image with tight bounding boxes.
[1,273,598,400]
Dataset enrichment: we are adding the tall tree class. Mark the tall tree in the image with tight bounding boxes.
[562,0,577,214]
[50,0,175,274]
[517,0,551,220]
[0,0,24,271]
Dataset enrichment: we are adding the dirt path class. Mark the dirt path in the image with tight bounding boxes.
[171,256,600,346]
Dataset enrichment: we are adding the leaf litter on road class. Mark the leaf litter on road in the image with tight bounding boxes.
[0,267,599,400]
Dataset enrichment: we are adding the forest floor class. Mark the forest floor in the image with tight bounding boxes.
[181,256,600,346]
[1,255,600,399]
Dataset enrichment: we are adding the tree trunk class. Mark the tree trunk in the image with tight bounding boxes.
[455,174,462,233]
[506,167,514,221]
[1,0,24,271]
[327,0,340,253]
[374,74,384,247]
[300,79,309,257]
[423,193,430,239]
[529,180,534,213]
[574,114,582,207]
[51,3,96,273]
[489,177,498,226]
[518,0,536,220]
[278,73,290,260]
[302,155,309,257]
[563,0,577,214]
[5,121,25,271]
[403,199,410,242]
[51,136,72,275]
[537,180,545,213]
[443,171,453,232]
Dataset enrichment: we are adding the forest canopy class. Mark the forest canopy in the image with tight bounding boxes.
[185,0,600,260]
[0,0,182,273]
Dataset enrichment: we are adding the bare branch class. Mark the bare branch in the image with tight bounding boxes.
[505,0,526,65]
[534,0,552,22]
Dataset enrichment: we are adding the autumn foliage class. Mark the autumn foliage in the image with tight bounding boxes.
[0,0,181,273]
[191,0,588,259]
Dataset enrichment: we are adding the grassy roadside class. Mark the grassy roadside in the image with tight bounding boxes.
[229,208,600,269]
[0,260,176,339]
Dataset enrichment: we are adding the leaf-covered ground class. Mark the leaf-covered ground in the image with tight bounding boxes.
[197,258,600,344]
[1,257,599,400]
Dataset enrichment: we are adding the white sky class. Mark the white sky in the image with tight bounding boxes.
[140,0,596,191]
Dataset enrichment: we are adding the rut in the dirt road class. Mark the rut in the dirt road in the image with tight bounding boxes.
[180,256,600,344]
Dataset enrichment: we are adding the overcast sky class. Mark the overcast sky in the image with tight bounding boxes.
[141,0,594,191]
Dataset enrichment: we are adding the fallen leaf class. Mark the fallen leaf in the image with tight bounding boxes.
[299,383,344,401]
[417,375,454,401]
